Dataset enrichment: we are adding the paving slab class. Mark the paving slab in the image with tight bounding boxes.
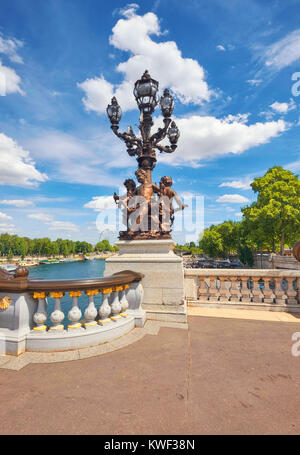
[0,315,300,434]
[188,306,300,322]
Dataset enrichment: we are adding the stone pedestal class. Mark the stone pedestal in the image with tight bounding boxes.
[104,240,187,323]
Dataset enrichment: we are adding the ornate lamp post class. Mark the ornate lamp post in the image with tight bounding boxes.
[106,70,179,179]
[107,70,184,240]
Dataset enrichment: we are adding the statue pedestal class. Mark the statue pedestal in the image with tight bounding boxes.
[104,240,187,323]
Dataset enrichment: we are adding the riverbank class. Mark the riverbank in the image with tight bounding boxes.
[0,252,115,269]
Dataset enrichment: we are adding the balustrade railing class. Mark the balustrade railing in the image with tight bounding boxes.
[0,269,143,333]
[184,269,300,308]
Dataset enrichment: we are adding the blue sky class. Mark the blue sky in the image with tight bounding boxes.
[0,0,299,244]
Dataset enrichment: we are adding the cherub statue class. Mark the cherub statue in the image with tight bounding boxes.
[130,169,160,233]
[158,176,187,231]
[113,179,137,229]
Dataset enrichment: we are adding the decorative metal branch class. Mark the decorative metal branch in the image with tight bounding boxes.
[106,70,180,172]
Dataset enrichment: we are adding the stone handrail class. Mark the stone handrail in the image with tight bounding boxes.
[184,268,300,309]
[0,269,145,355]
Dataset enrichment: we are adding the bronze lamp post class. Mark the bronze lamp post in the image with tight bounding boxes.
[107,70,184,240]
[106,70,180,180]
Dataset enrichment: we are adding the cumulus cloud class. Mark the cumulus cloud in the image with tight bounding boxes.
[264,29,300,69]
[216,194,250,203]
[0,199,34,207]
[84,196,116,212]
[270,99,296,114]
[78,6,212,114]
[0,60,24,95]
[219,178,252,190]
[216,45,225,51]
[0,133,47,187]
[157,115,287,166]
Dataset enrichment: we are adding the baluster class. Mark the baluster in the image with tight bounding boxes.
[230,277,240,302]
[218,276,229,302]
[285,278,297,305]
[274,277,285,304]
[49,292,65,330]
[98,288,112,324]
[110,287,122,321]
[119,284,129,317]
[198,276,208,302]
[240,276,251,302]
[252,277,264,303]
[84,289,99,327]
[263,279,275,304]
[208,276,218,302]
[68,291,82,328]
[33,292,48,331]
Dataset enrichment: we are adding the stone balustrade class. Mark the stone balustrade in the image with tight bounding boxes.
[184,269,300,311]
[0,270,145,355]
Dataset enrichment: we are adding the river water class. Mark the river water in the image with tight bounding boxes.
[28,259,106,327]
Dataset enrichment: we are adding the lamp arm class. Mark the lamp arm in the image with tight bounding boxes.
[150,118,171,146]
[111,125,142,148]
[155,144,177,154]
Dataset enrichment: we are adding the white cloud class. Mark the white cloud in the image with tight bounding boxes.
[270,99,296,114]
[264,29,300,69]
[78,6,212,114]
[216,194,250,203]
[84,196,116,212]
[0,133,47,187]
[0,211,12,221]
[0,199,34,207]
[235,212,243,217]
[216,44,234,52]
[285,159,300,173]
[28,213,53,222]
[219,178,252,190]
[25,130,127,187]
[0,35,23,64]
[0,222,15,233]
[27,213,79,232]
[247,79,262,86]
[223,113,250,124]
[49,221,79,232]
[157,115,287,166]
[0,60,24,95]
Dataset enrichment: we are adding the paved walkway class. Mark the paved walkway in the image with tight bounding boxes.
[1,308,300,434]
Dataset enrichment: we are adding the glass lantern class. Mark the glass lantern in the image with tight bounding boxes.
[133,70,159,115]
[168,121,180,144]
[160,88,174,118]
[106,96,122,125]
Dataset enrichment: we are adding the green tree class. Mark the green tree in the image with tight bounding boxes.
[95,240,113,252]
[199,228,223,258]
[242,166,300,254]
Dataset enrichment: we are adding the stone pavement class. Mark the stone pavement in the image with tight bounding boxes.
[1,308,300,434]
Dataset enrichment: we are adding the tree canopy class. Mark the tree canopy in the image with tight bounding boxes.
[179,166,300,264]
